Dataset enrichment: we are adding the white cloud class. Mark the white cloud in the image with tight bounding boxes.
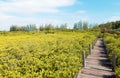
[0,0,75,14]
[0,12,12,19]
[109,16,120,22]
[0,0,77,30]
[76,10,86,14]
[0,12,65,30]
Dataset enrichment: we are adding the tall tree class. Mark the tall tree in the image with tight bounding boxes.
[10,25,20,31]
[39,24,44,31]
[60,23,67,30]
[55,25,59,30]
[73,23,78,30]
[78,20,83,30]
[83,22,88,30]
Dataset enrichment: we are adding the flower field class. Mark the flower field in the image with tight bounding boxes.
[0,31,97,78]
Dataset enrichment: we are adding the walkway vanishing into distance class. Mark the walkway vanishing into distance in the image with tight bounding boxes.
[77,38,115,78]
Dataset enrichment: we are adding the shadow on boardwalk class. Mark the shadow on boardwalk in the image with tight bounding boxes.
[76,38,115,78]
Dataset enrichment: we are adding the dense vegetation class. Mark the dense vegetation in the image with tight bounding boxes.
[104,32,120,78]
[98,21,120,30]
[9,20,96,32]
[0,30,98,78]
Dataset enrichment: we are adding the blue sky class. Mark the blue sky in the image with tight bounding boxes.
[0,0,120,30]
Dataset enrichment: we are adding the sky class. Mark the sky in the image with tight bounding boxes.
[0,0,120,30]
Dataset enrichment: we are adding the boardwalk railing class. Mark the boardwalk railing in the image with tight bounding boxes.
[73,39,97,78]
[112,53,116,71]
[103,38,116,71]
[74,38,115,78]
[82,40,96,68]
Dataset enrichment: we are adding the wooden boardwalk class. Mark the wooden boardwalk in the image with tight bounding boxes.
[77,38,115,78]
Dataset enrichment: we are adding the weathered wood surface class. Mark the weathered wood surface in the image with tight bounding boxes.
[77,38,115,78]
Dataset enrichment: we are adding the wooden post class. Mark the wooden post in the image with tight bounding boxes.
[112,53,116,71]
[89,44,91,55]
[102,38,104,42]
[92,42,94,49]
[103,38,106,47]
[106,47,109,55]
[94,39,96,46]
[82,51,86,68]
[73,73,78,78]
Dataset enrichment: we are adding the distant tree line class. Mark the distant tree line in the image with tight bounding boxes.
[10,20,95,32]
[39,23,67,31]
[10,23,68,32]
[10,24,37,31]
